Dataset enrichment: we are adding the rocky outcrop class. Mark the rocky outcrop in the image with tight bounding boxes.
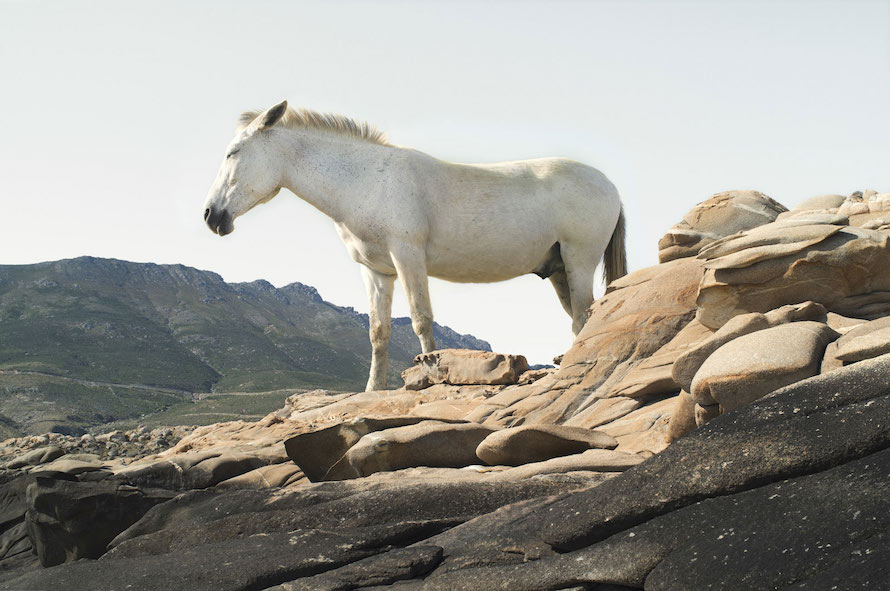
[2,188,889,590]
[9,353,887,590]
[657,190,787,263]
[696,202,890,329]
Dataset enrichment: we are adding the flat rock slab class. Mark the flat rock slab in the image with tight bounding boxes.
[475,425,618,466]
[404,447,890,590]
[8,527,393,591]
[272,545,443,590]
[402,349,528,389]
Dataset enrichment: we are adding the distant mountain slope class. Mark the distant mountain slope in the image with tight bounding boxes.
[0,257,490,435]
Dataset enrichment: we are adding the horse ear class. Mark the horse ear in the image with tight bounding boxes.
[258,100,288,129]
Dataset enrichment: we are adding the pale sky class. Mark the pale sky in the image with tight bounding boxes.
[2,0,889,364]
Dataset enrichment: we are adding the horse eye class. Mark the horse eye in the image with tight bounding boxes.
[226,150,239,159]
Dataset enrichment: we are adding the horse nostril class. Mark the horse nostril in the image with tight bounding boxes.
[204,208,211,221]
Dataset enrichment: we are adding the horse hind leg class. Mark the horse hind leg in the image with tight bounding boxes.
[549,269,573,319]
[391,247,436,353]
[535,242,573,320]
[560,242,598,336]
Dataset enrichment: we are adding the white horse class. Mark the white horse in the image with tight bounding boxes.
[204,100,626,391]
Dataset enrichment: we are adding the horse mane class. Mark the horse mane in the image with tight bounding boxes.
[237,107,389,145]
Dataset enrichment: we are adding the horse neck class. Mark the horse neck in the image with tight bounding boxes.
[275,128,383,223]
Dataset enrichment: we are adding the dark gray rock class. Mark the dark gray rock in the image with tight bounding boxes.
[25,476,176,566]
[108,479,587,560]
[6,527,390,591]
[396,447,890,590]
[0,475,41,583]
[778,531,890,590]
[544,353,890,551]
[0,550,40,587]
[273,546,443,590]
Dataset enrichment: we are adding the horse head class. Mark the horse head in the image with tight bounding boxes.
[203,100,288,236]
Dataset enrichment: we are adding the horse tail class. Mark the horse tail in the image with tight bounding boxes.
[602,204,627,286]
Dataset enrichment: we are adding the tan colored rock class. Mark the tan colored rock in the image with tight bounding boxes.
[820,341,844,375]
[592,395,677,455]
[697,222,890,329]
[694,402,721,426]
[690,321,839,418]
[284,416,457,482]
[775,211,849,225]
[475,425,617,466]
[184,452,277,488]
[672,301,827,392]
[282,385,496,426]
[489,448,644,481]
[564,396,646,429]
[599,319,713,400]
[37,456,109,476]
[698,222,844,268]
[402,349,529,390]
[788,193,847,212]
[666,391,697,442]
[517,367,557,385]
[826,312,867,334]
[658,190,787,263]
[408,399,487,421]
[214,463,305,489]
[324,421,498,480]
[833,317,890,364]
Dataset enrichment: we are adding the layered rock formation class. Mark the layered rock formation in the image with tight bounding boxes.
[1,188,889,590]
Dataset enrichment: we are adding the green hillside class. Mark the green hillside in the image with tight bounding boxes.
[0,257,490,435]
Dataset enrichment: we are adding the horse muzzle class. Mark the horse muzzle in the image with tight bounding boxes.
[204,206,234,236]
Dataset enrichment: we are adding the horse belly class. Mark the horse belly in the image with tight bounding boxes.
[425,231,557,283]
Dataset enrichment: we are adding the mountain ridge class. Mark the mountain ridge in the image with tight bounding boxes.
[0,256,490,435]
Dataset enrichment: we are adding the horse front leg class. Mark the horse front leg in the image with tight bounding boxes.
[391,248,436,353]
[361,266,396,391]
